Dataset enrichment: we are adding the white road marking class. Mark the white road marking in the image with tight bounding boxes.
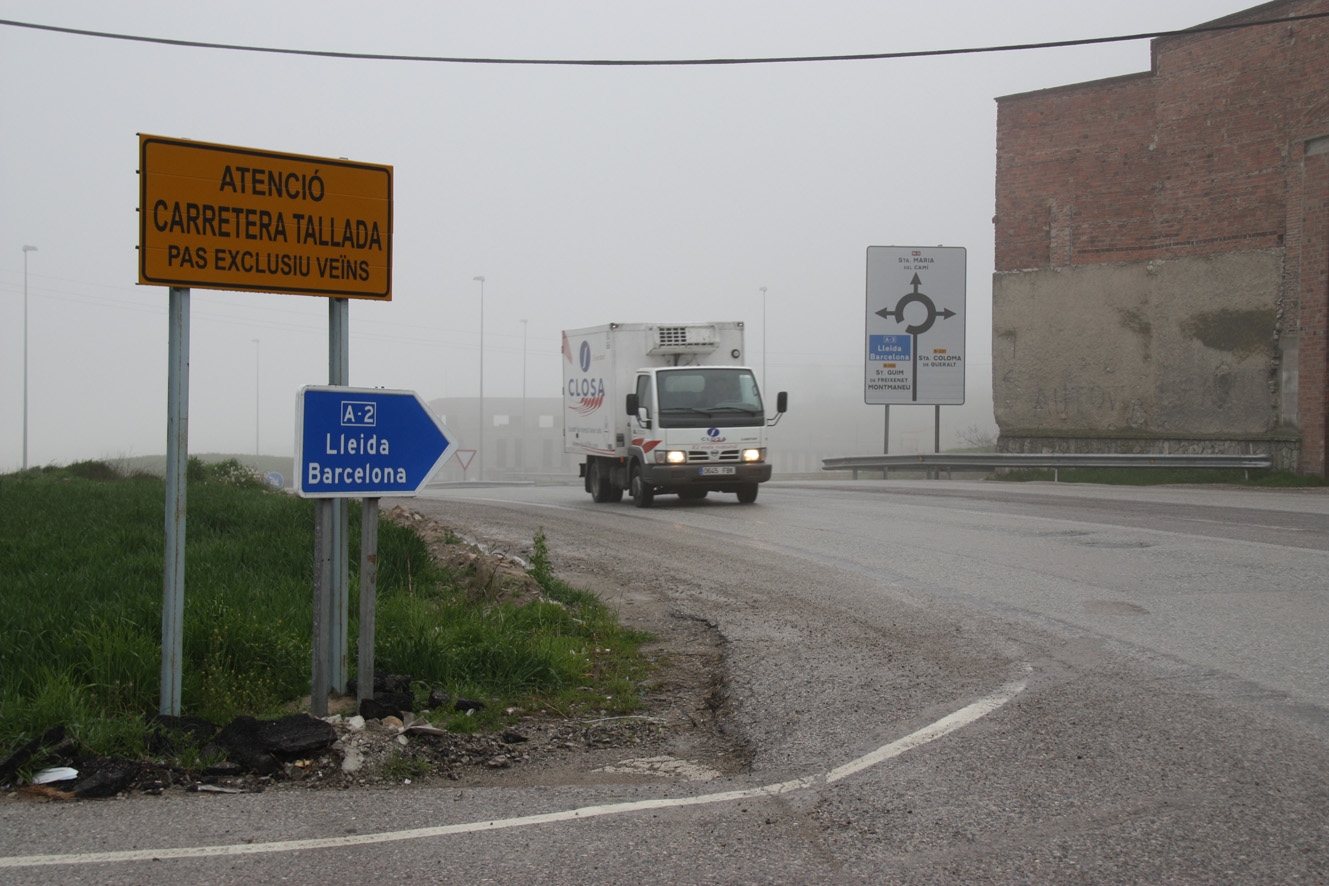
[0,671,1028,870]
[827,671,1029,783]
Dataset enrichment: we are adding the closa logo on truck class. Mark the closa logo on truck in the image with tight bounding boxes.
[568,376,605,415]
[563,332,605,415]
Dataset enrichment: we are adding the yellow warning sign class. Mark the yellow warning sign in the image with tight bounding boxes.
[138,134,393,300]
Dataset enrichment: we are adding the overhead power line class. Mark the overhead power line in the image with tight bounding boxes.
[2,11,1328,67]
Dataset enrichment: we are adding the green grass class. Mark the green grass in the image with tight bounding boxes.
[990,467,1325,487]
[0,460,648,769]
[377,528,651,733]
[381,749,433,783]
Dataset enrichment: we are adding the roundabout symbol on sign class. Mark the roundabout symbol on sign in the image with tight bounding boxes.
[875,274,956,335]
[874,273,958,402]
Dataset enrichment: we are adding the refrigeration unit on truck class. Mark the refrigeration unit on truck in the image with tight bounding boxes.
[562,322,787,507]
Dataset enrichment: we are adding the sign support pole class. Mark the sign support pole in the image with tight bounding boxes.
[329,298,350,694]
[933,405,942,480]
[161,286,189,716]
[357,498,380,707]
[882,406,890,481]
[313,298,351,715]
[312,499,333,717]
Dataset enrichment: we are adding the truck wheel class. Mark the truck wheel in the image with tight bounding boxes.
[736,484,759,504]
[589,459,623,503]
[630,464,654,508]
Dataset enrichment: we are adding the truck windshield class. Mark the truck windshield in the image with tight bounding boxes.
[656,368,765,428]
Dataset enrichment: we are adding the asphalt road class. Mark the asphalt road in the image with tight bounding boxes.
[2,479,1327,884]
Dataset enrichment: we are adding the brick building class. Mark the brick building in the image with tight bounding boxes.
[992,0,1329,474]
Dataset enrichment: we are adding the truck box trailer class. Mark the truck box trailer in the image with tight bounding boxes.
[562,322,786,507]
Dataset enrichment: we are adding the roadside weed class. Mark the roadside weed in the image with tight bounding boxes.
[0,464,647,767]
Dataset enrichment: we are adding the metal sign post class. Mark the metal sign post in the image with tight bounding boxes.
[139,132,394,719]
[329,299,350,697]
[882,405,890,480]
[160,286,189,716]
[312,497,334,714]
[357,498,379,708]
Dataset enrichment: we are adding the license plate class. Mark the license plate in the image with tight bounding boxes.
[700,466,736,476]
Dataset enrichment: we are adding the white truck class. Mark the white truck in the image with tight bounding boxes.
[562,322,787,507]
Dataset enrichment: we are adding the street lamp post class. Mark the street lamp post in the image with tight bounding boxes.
[521,318,528,477]
[252,338,261,456]
[759,286,768,396]
[21,245,37,471]
[473,275,485,481]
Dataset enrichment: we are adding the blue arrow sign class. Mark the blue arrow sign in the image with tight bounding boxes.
[294,386,458,498]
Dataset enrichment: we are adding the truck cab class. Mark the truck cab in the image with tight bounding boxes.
[624,366,782,506]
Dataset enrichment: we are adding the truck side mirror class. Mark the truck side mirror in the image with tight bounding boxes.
[626,393,650,428]
[767,391,788,427]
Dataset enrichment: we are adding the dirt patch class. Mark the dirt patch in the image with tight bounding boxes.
[384,505,547,608]
[281,508,750,792]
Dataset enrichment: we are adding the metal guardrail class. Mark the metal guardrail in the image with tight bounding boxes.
[821,452,1273,481]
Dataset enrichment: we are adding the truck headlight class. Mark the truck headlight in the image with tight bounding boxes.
[741,448,764,463]
[656,449,688,465]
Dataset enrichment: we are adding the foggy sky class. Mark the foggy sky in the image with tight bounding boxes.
[0,1,1256,469]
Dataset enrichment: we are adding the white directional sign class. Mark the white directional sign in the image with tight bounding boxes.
[865,246,966,405]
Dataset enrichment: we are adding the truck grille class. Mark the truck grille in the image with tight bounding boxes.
[686,450,741,463]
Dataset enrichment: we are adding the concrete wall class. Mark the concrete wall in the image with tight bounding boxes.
[1292,137,1329,475]
[993,251,1298,464]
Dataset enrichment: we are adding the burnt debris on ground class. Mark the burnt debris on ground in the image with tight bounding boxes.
[4,696,681,800]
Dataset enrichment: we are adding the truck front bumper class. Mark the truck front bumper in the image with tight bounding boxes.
[639,462,772,492]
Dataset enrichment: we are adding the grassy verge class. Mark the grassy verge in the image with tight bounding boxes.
[0,460,649,768]
[989,467,1325,487]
